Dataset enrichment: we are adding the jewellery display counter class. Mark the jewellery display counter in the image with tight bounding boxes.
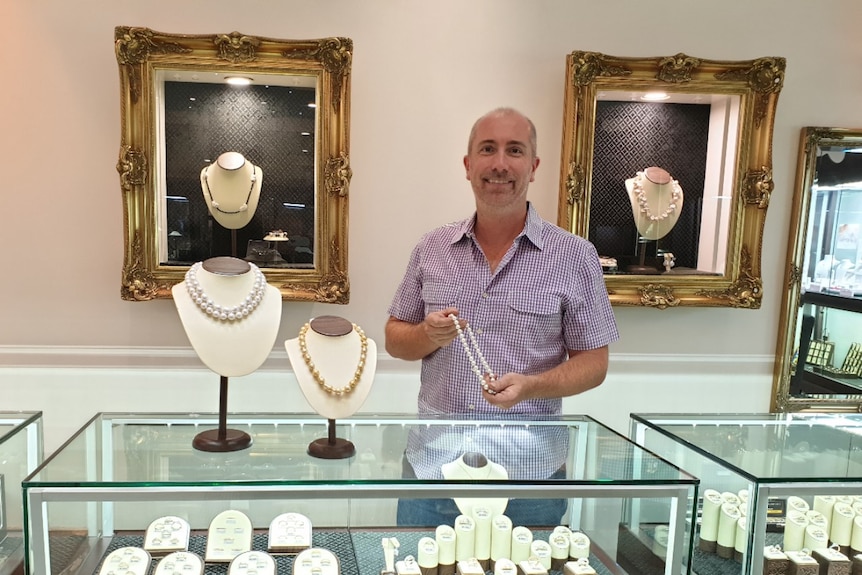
[630,412,862,575]
[0,411,43,575]
[23,413,696,575]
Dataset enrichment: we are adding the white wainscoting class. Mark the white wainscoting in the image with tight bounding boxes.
[0,346,775,453]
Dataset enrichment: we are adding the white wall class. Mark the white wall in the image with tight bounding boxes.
[2,0,861,451]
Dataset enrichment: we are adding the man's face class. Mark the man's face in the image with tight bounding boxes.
[464,112,539,210]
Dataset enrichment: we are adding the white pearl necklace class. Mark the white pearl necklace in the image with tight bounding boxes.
[449,314,497,394]
[184,262,266,322]
[633,170,682,221]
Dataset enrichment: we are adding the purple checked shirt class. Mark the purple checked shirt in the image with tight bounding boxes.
[389,203,619,418]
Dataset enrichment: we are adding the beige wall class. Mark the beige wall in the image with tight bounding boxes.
[2,1,862,447]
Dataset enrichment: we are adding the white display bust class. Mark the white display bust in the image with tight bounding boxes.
[173,256,281,377]
[441,452,509,517]
[285,315,377,420]
[625,166,684,240]
[200,151,263,230]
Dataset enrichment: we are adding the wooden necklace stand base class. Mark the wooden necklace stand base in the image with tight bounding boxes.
[308,418,355,459]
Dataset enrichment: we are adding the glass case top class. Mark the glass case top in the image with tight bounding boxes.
[632,412,862,481]
[25,412,695,488]
[0,411,42,447]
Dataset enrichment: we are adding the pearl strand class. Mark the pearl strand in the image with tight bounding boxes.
[298,322,368,395]
[449,314,497,394]
[633,170,682,221]
[184,261,266,322]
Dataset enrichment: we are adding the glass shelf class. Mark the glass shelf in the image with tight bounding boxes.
[24,413,696,575]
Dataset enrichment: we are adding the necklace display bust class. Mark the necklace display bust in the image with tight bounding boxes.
[200,151,263,230]
[285,315,377,420]
[441,452,509,517]
[625,166,684,240]
[172,256,281,377]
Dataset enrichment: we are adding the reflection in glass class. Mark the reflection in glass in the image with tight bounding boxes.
[590,92,737,276]
[158,75,316,268]
[773,128,862,411]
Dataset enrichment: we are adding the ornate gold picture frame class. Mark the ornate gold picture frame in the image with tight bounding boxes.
[557,52,784,308]
[116,27,352,302]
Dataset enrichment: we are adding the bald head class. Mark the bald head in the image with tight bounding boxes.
[467,108,537,159]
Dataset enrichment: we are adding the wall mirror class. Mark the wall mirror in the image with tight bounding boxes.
[557,52,784,308]
[116,27,352,302]
[773,128,862,412]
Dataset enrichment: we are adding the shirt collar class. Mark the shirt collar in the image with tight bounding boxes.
[449,202,544,250]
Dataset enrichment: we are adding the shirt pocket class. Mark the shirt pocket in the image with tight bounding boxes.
[507,291,563,343]
[422,283,462,313]
[507,291,562,317]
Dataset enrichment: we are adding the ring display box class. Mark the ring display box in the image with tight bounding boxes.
[22,413,695,575]
[631,412,862,575]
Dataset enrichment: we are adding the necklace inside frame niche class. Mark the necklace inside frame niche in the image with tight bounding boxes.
[285,315,378,459]
[624,166,684,274]
[200,151,264,257]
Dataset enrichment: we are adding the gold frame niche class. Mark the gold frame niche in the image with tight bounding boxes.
[772,127,862,412]
[557,52,785,308]
[115,27,352,303]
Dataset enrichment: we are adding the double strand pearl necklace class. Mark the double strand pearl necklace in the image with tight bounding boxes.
[632,170,682,222]
[298,322,368,396]
[204,164,258,214]
[184,262,266,321]
[449,314,497,394]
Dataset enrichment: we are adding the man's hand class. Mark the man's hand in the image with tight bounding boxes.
[422,307,462,348]
[482,372,528,410]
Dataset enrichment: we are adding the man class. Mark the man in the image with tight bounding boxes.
[386,107,618,414]
[386,108,619,527]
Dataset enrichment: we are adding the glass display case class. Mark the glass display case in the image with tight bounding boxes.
[630,412,862,575]
[23,413,696,575]
[0,411,43,575]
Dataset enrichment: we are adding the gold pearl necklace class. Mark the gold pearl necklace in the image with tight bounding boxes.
[298,322,368,395]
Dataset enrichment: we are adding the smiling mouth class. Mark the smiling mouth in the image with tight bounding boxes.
[485,178,511,185]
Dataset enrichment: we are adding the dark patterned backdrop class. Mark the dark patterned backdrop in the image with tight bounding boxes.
[590,101,710,272]
[163,81,317,267]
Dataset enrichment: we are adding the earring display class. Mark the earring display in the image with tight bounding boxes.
[143,515,190,556]
[268,512,312,553]
[205,510,253,563]
[841,342,862,376]
[153,551,204,575]
[228,550,276,575]
[97,547,151,575]
[806,340,835,367]
[293,548,339,575]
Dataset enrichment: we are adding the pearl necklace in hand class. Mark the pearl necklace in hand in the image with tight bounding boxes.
[449,314,497,395]
[298,322,368,396]
[184,261,266,322]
